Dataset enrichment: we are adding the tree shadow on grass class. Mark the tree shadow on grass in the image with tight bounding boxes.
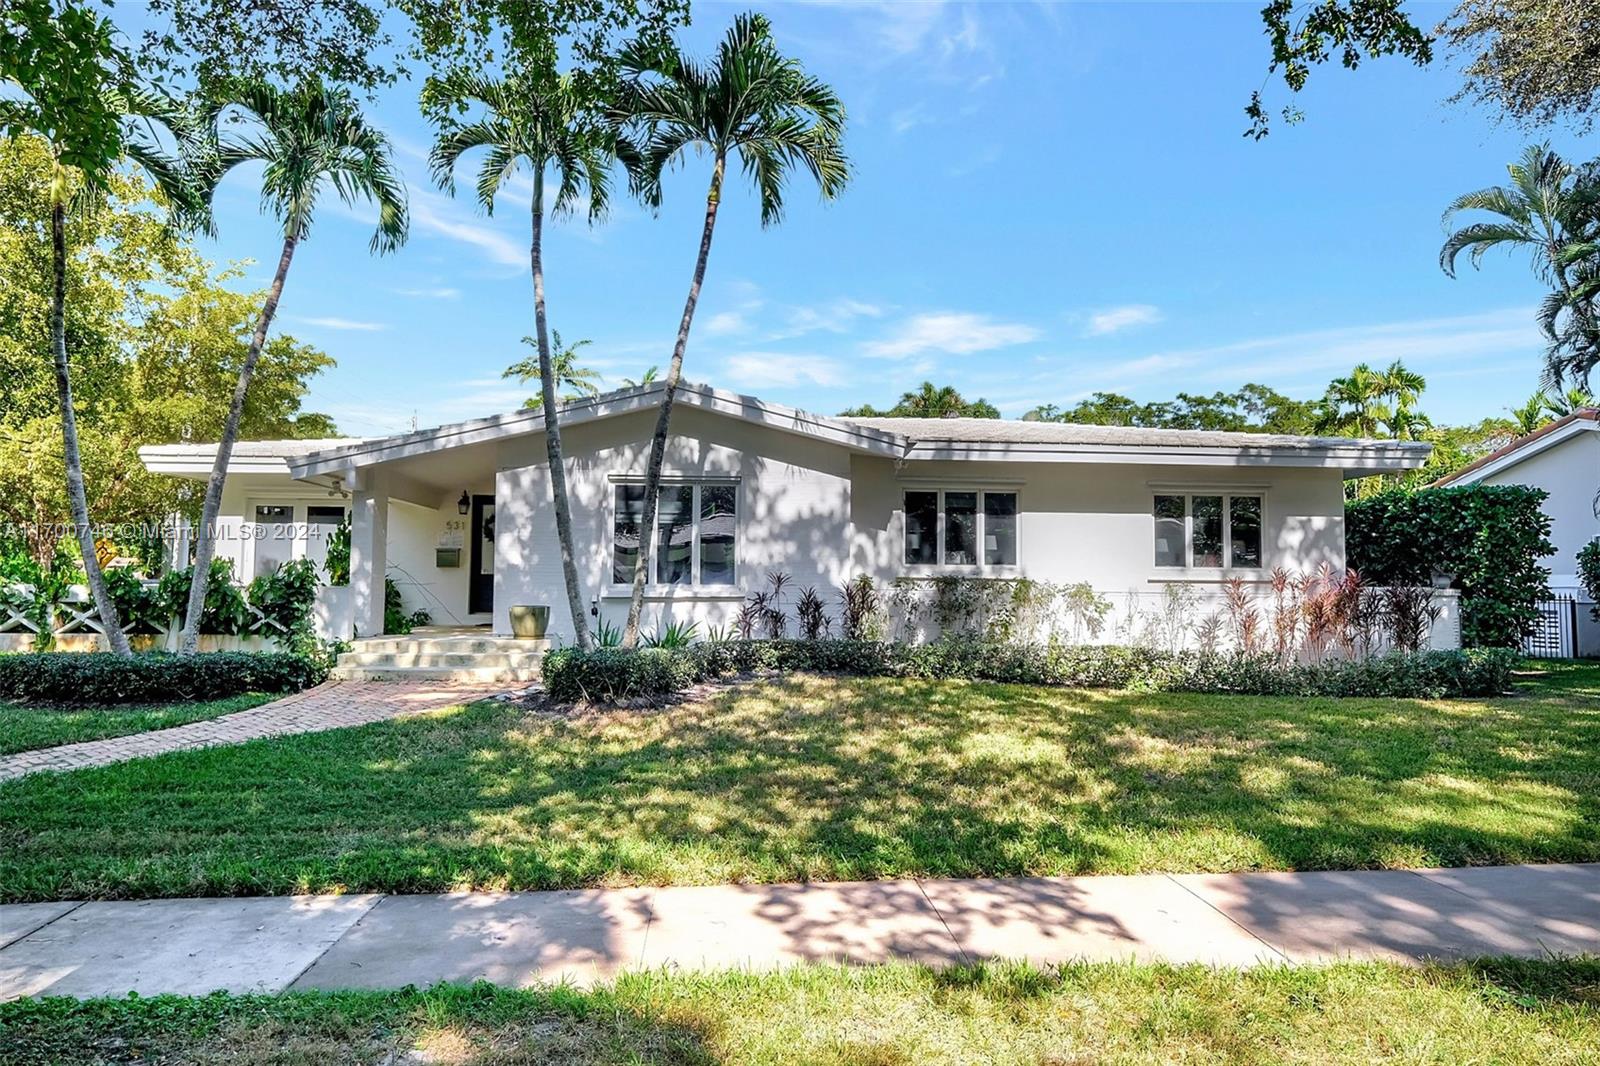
[1,672,1597,908]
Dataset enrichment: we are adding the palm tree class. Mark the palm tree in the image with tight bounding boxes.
[1509,393,1548,436]
[1,83,204,657]
[615,11,849,646]
[178,80,408,653]
[430,70,617,650]
[1542,384,1596,418]
[620,366,660,388]
[1442,144,1600,389]
[504,331,602,409]
[1316,364,1390,438]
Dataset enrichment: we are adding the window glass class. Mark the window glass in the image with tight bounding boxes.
[984,492,1018,566]
[1230,496,1262,569]
[252,504,294,579]
[612,485,646,583]
[699,485,737,585]
[1153,495,1186,568]
[944,492,978,565]
[905,491,938,565]
[656,485,695,585]
[1192,495,1224,567]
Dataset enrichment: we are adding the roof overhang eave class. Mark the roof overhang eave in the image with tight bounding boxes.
[287,383,911,479]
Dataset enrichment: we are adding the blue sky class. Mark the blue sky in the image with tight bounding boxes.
[156,1,1591,436]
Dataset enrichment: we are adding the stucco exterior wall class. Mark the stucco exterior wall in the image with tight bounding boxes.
[496,406,854,640]
[1476,430,1600,589]
[494,408,1353,645]
[209,477,464,625]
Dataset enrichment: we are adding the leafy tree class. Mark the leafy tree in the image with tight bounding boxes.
[842,382,1000,419]
[1247,0,1433,139]
[504,331,603,410]
[620,366,659,388]
[429,70,620,652]
[178,79,407,654]
[614,11,849,647]
[134,0,690,99]
[1022,384,1316,434]
[0,137,336,566]
[1442,144,1600,389]
[1441,0,1600,133]
[2,1,208,655]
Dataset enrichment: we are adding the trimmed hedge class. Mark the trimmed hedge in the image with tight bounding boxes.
[0,652,328,706]
[1347,485,1555,648]
[543,639,1518,705]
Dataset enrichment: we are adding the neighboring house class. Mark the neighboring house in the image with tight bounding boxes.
[139,382,1436,649]
[1433,407,1600,657]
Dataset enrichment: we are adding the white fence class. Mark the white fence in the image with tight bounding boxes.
[0,581,353,653]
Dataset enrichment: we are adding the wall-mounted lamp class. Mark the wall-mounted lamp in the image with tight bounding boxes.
[457,491,471,515]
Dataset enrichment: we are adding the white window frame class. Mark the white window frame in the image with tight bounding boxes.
[608,479,740,591]
[901,488,1021,573]
[244,499,348,581]
[1151,491,1266,573]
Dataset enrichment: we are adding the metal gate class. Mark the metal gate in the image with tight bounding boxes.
[1523,595,1580,659]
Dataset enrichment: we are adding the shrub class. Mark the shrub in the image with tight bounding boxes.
[1579,538,1600,621]
[541,639,1517,705]
[324,514,351,586]
[153,559,250,635]
[101,567,162,634]
[247,559,319,652]
[1347,485,1555,648]
[383,577,430,635]
[0,651,327,705]
[542,646,701,703]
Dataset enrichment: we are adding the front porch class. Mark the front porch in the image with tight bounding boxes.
[328,625,548,683]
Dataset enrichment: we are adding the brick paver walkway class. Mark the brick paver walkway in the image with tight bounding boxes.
[0,682,503,782]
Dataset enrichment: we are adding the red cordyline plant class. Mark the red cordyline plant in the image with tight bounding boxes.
[1299,564,1339,663]
[1268,567,1301,663]
[1223,578,1262,655]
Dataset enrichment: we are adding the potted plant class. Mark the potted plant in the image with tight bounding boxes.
[509,604,550,639]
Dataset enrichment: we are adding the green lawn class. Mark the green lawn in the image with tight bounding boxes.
[1,662,1596,901]
[0,693,277,756]
[3,959,1596,1065]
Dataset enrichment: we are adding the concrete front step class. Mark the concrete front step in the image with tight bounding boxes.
[349,636,550,655]
[328,664,541,683]
[339,651,545,669]
[333,633,551,683]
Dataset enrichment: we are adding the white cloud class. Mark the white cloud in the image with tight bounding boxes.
[863,312,1040,359]
[298,316,388,332]
[723,352,845,389]
[1079,307,1542,387]
[409,190,526,269]
[705,311,750,337]
[396,286,461,300]
[780,298,885,337]
[1085,304,1163,336]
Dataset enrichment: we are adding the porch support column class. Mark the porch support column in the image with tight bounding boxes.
[349,467,389,638]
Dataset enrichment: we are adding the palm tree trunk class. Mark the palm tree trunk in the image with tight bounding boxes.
[622,154,725,647]
[179,230,298,654]
[531,170,592,650]
[50,196,131,657]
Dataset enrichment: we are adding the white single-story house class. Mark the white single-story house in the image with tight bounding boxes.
[1435,406,1599,657]
[140,382,1443,661]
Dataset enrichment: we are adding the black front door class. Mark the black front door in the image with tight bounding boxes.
[469,494,495,615]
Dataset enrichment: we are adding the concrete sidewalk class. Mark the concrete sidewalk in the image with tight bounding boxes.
[3,864,1595,999]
